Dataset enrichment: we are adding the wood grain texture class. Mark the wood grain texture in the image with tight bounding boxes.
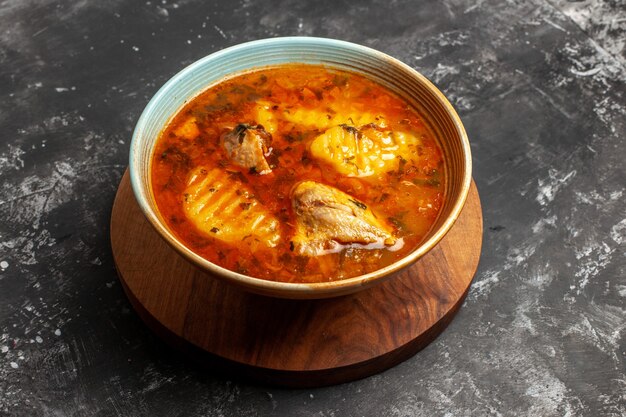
[110,170,483,387]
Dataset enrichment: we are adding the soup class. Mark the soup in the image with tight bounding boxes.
[151,65,444,283]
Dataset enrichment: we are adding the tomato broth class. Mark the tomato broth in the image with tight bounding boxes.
[151,65,444,282]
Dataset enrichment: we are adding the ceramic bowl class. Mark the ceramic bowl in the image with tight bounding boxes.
[129,37,472,299]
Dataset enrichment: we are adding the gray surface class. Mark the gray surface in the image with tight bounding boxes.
[0,0,624,415]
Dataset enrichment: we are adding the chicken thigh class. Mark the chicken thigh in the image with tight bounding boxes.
[291,180,395,256]
[221,124,273,174]
[183,166,281,247]
[309,124,417,177]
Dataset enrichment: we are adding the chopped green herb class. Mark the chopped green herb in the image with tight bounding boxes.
[349,199,367,210]
[235,262,248,274]
[397,156,407,173]
[279,252,293,264]
[344,159,358,169]
[340,124,359,135]
[412,178,441,187]
[227,170,248,183]
[256,74,267,85]
[388,217,404,230]
[332,74,349,87]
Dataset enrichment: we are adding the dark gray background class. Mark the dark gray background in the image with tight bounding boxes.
[1,0,624,415]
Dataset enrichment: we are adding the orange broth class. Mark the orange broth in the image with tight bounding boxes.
[151,65,444,282]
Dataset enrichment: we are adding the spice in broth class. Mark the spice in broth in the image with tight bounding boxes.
[151,65,444,283]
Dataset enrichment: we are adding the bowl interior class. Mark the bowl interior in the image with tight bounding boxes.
[130,37,471,299]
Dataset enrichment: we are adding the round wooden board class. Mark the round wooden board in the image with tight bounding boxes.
[111,171,482,387]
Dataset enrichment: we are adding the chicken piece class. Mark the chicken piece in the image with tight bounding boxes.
[283,108,381,130]
[254,102,280,134]
[309,124,417,177]
[174,116,201,140]
[291,181,395,256]
[221,124,273,174]
[183,166,281,247]
[254,100,382,134]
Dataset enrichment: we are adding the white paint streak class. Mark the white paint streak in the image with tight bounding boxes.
[0,145,25,172]
[512,299,538,336]
[610,219,626,244]
[531,85,573,119]
[570,66,602,77]
[562,303,625,364]
[213,25,227,39]
[507,243,538,267]
[543,17,567,33]
[430,63,460,85]
[532,215,557,234]
[0,230,56,266]
[573,240,614,294]
[470,239,542,299]
[156,6,168,17]
[469,270,500,298]
[524,371,577,416]
[526,262,554,288]
[555,0,626,64]
[536,169,577,206]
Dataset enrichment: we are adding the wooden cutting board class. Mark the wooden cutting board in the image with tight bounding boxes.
[111,170,482,387]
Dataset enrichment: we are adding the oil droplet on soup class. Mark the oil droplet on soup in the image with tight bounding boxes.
[151,65,445,283]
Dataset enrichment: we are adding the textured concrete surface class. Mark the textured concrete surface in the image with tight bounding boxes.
[0,0,624,415]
